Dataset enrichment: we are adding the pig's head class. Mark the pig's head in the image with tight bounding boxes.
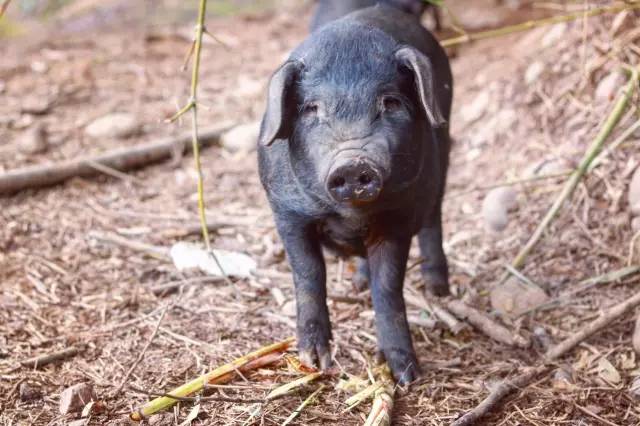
[259,24,445,209]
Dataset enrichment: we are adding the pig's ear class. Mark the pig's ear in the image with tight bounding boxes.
[395,47,446,128]
[259,60,302,146]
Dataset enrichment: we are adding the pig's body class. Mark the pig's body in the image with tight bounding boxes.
[258,5,452,384]
[311,0,435,32]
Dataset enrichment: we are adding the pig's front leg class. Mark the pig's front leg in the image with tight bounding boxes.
[274,215,332,370]
[368,234,418,385]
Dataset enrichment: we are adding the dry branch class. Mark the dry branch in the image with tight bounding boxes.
[440,3,640,47]
[0,126,229,195]
[20,346,83,369]
[451,288,640,425]
[404,291,467,333]
[446,300,530,348]
[130,337,293,421]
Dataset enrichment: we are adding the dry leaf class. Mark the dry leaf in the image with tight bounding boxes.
[597,358,622,384]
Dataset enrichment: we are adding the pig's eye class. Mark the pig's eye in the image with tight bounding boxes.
[301,102,319,118]
[381,96,403,112]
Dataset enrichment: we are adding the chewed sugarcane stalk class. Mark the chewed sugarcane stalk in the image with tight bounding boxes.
[266,372,324,401]
[363,364,395,426]
[130,337,294,421]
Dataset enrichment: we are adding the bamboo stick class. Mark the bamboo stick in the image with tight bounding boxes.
[441,3,640,48]
[506,69,639,278]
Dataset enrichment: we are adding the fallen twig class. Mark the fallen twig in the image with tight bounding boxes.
[451,289,640,425]
[0,126,229,195]
[130,337,293,421]
[404,292,467,334]
[88,231,169,260]
[447,170,572,199]
[441,3,640,48]
[20,346,83,369]
[281,384,325,426]
[446,300,530,348]
[113,304,170,396]
[505,68,639,279]
[518,265,640,316]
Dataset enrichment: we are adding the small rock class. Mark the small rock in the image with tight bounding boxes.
[17,123,48,155]
[30,60,48,74]
[630,376,640,398]
[542,23,567,48]
[532,326,553,350]
[85,112,139,139]
[490,277,549,317]
[19,382,42,402]
[482,187,518,232]
[551,367,574,390]
[460,91,490,125]
[524,61,545,85]
[59,383,96,415]
[282,299,296,318]
[220,121,260,153]
[595,71,626,102]
[629,167,640,216]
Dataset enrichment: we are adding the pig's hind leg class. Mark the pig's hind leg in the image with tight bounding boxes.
[351,256,370,291]
[418,209,450,297]
[275,215,332,370]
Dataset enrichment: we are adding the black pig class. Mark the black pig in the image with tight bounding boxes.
[258,4,452,384]
[311,0,437,32]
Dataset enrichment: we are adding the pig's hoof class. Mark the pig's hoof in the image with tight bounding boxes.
[422,267,450,297]
[381,347,420,385]
[298,321,332,371]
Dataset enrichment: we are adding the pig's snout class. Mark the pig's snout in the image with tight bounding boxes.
[326,159,383,203]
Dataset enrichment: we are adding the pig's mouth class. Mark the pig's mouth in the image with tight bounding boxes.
[325,157,384,204]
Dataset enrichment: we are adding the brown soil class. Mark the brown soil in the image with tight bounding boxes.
[1,1,639,425]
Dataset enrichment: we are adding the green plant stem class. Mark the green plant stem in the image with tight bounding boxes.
[441,3,640,48]
[504,69,639,281]
[169,0,231,283]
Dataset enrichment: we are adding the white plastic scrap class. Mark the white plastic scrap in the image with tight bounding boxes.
[170,242,256,278]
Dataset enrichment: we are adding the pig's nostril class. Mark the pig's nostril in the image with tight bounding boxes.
[358,173,372,185]
[330,176,346,188]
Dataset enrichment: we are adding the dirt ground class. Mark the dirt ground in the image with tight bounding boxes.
[1,1,640,425]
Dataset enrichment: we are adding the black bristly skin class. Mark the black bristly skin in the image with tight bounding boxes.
[257,5,453,384]
[310,0,430,32]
